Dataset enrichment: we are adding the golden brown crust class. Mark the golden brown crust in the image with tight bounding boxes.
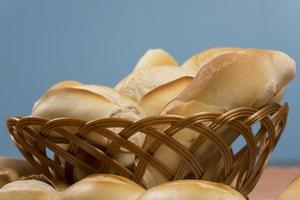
[182,47,241,73]
[48,80,82,90]
[56,174,145,200]
[33,86,111,114]
[134,49,178,71]
[173,48,295,109]
[138,77,193,116]
[139,180,246,200]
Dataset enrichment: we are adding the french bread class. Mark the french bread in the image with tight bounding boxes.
[116,66,194,116]
[138,180,246,200]
[32,81,145,148]
[133,49,178,71]
[31,81,146,178]
[165,48,295,113]
[0,179,57,200]
[182,47,241,74]
[115,49,178,90]
[56,174,145,200]
[142,48,296,187]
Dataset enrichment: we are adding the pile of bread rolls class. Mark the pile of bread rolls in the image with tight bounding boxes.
[0,173,246,200]
[1,158,300,199]
[29,47,296,188]
[1,47,298,199]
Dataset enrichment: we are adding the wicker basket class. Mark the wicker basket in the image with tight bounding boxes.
[6,103,288,197]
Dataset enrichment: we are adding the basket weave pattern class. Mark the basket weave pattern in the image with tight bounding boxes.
[6,103,288,196]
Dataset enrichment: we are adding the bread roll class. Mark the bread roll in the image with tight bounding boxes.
[117,66,194,102]
[278,175,300,200]
[165,48,295,113]
[32,82,145,147]
[0,179,57,200]
[133,49,178,71]
[56,174,145,200]
[182,47,285,102]
[182,47,241,74]
[142,48,296,187]
[32,81,146,174]
[0,157,34,188]
[138,180,246,200]
[139,77,193,117]
[116,66,194,116]
[115,49,178,90]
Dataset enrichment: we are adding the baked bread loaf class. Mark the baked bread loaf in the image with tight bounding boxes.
[116,66,194,102]
[142,48,296,187]
[277,175,300,200]
[164,48,295,114]
[182,47,241,74]
[133,49,178,71]
[32,81,145,148]
[115,48,194,116]
[138,180,246,200]
[116,66,194,116]
[182,47,286,102]
[32,81,146,176]
[0,179,57,200]
[56,174,145,200]
[115,49,178,90]
[0,157,34,188]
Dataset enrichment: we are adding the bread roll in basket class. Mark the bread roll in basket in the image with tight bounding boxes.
[6,47,296,197]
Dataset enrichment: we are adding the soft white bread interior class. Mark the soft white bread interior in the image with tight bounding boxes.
[0,157,34,188]
[115,49,177,90]
[182,47,241,74]
[277,175,300,200]
[138,180,246,200]
[56,174,145,200]
[0,179,57,200]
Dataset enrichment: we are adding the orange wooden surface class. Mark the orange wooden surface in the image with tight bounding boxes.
[249,167,300,200]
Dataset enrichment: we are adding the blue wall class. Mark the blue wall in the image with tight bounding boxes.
[0,0,299,164]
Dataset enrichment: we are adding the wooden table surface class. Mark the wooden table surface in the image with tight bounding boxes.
[249,167,300,200]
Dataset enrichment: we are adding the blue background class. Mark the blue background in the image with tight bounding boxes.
[0,0,299,165]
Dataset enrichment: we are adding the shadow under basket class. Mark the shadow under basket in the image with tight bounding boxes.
[6,103,288,197]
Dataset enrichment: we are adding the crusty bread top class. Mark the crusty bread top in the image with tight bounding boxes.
[182,47,241,74]
[80,174,144,189]
[133,49,178,71]
[164,48,296,115]
[115,49,178,90]
[138,180,246,200]
[32,82,143,120]
[31,82,145,152]
[0,179,55,192]
[0,179,57,200]
[138,77,193,116]
[117,66,194,101]
[56,174,145,200]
